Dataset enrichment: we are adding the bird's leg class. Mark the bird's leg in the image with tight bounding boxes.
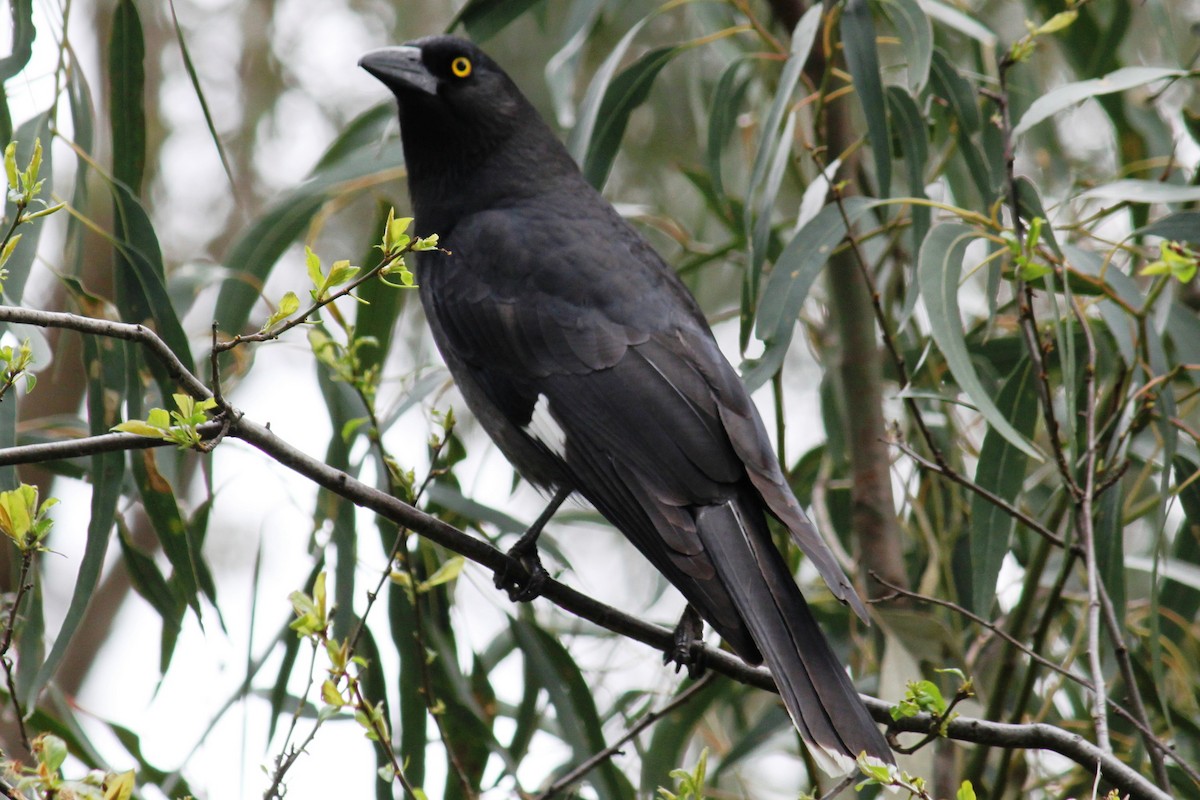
[494,485,571,602]
[663,604,707,679]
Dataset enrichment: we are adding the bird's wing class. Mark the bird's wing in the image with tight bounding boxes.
[423,205,866,623]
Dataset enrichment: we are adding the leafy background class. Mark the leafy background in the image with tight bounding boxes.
[0,0,1195,799]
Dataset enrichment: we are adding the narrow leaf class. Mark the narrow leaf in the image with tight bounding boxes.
[1014,67,1190,136]
[1134,210,1200,243]
[109,0,146,193]
[705,58,751,205]
[27,335,126,708]
[583,44,685,189]
[1081,179,1200,204]
[511,619,634,800]
[747,198,875,390]
[842,0,892,194]
[968,359,1038,614]
[452,0,545,41]
[167,0,238,196]
[129,449,203,622]
[0,0,34,81]
[880,0,932,92]
[917,223,1042,459]
[567,15,654,165]
[109,180,194,374]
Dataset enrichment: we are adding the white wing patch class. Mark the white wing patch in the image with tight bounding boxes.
[524,393,568,460]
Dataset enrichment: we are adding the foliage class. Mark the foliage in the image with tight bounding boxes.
[0,1,1193,799]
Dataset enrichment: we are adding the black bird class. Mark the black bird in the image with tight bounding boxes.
[360,35,893,774]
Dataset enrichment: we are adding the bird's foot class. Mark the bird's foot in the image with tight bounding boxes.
[663,605,707,679]
[494,538,549,603]
[493,487,570,603]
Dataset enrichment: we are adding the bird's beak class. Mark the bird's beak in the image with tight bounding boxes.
[359,46,438,95]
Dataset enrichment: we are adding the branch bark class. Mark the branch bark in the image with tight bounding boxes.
[0,305,1183,800]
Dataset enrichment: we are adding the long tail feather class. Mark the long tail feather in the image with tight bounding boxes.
[695,501,892,774]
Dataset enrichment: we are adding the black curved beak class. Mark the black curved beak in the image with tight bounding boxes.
[359,46,437,95]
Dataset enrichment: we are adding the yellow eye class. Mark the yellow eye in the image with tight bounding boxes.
[450,56,472,78]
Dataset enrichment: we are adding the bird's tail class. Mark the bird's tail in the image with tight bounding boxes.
[695,500,893,776]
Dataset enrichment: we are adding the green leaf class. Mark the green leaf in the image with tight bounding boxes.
[640,679,723,793]
[109,0,146,193]
[109,179,195,375]
[929,49,979,133]
[705,58,751,206]
[39,733,68,773]
[418,555,465,592]
[748,198,876,391]
[305,245,323,287]
[324,259,359,290]
[0,0,34,82]
[355,204,409,374]
[842,0,892,195]
[583,44,686,189]
[2,113,52,303]
[1095,475,1125,621]
[1014,67,1190,136]
[214,103,405,337]
[928,50,995,205]
[3,141,15,192]
[265,291,300,330]
[28,334,126,709]
[1164,457,1200,622]
[742,5,822,349]
[167,1,237,196]
[111,420,164,438]
[130,448,207,625]
[1140,241,1198,283]
[917,223,1041,459]
[511,619,634,800]
[879,0,932,92]
[117,520,184,672]
[1081,179,1200,204]
[1134,210,1200,244]
[568,14,655,166]
[451,0,546,41]
[969,358,1038,614]
[886,87,931,263]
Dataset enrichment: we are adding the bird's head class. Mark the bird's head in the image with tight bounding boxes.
[359,35,579,218]
[359,36,528,146]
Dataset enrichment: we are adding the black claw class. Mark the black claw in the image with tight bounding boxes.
[493,486,571,603]
[494,543,549,602]
[663,605,707,679]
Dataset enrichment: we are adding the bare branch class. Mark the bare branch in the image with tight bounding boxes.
[0,304,1181,800]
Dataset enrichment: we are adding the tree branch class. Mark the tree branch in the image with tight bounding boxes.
[0,304,1182,800]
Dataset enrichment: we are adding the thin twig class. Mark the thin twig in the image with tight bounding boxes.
[1074,298,1110,752]
[995,51,1081,501]
[1097,583,1175,788]
[0,551,33,749]
[212,248,412,353]
[0,305,1181,800]
[870,571,1188,774]
[892,440,1067,549]
[263,641,323,800]
[537,674,715,799]
[887,685,974,756]
[825,179,946,470]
